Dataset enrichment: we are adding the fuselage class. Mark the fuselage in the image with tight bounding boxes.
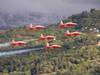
[59,21,77,28]
[27,24,46,30]
[64,31,81,36]
[39,34,55,40]
[10,41,27,47]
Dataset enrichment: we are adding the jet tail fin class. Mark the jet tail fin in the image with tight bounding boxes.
[46,42,50,46]
[60,20,63,24]
[40,33,44,37]
[12,39,15,42]
[66,30,70,33]
[29,23,33,27]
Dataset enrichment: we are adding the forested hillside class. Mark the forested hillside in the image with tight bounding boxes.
[0,9,100,75]
[64,9,100,31]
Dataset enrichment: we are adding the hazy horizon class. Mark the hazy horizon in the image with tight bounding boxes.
[0,0,100,17]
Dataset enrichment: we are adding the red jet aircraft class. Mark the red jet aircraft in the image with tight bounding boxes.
[59,20,77,28]
[10,40,27,47]
[27,24,46,31]
[39,34,56,41]
[64,30,81,37]
[45,42,61,49]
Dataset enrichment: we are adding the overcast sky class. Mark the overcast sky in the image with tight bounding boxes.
[0,0,100,16]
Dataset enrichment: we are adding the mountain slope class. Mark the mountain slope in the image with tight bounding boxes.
[0,9,100,75]
[0,12,59,29]
[63,9,100,32]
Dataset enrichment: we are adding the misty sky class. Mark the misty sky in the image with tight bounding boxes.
[0,0,100,16]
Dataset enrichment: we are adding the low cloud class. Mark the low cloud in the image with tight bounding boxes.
[0,0,100,16]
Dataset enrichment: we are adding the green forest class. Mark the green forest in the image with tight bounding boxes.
[0,9,100,75]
